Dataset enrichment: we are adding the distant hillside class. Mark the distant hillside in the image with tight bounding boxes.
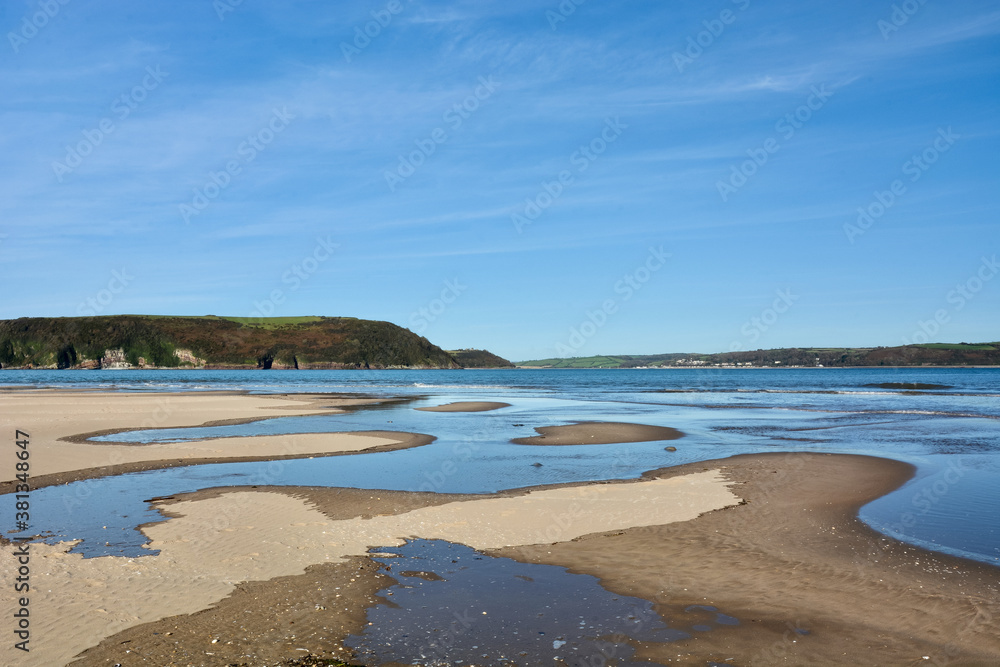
[517,354,688,369]
[447,349,515,368]
[0,316,500,370]
[518,343,1000,368]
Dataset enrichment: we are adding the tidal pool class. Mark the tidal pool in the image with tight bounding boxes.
[346,539,741,666]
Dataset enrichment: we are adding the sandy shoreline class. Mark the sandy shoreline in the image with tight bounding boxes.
[0,391,432,491]
[64,453,1000,667]
[0,390,997,665]
[505,453,1000,665]
[4,470,738,665]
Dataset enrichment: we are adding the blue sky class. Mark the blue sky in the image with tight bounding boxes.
[1,0,998,361]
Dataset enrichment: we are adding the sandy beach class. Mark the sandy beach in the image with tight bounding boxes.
[504,454,1000,665]
[0,391,431,491]
[1,390,998,666]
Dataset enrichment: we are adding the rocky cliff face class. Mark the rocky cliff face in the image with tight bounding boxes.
[81,348,206,370]
[100,348,130,369]
[0,316,497,369]
[174,348,205,367]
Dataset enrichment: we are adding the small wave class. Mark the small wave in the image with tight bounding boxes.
[411,382,521,390]
[864,409,1000,419]
[863,382,953,390]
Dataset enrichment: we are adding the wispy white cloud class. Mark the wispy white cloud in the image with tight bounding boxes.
[2,0,997,353]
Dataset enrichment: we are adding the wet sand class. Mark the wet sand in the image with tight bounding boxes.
[415,401,511,412]
[0,391,431,491]
[512,421,683,445]
[2,391,997,665]
[503,453,1000,665]
[5,472,737,666]
[68,454,1000,667]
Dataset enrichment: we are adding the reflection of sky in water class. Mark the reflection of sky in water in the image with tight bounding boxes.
[2,400,752,558]
[1,369,998,566]
[3,366,1000,398]
[861,457,1000,564]
[346,539,739,666]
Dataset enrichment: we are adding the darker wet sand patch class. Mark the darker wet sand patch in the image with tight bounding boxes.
[70,486,476,667]
[71,453,1000,666]
[500,453,1000,665]
[415,401,511,412]
[512,421,682,445]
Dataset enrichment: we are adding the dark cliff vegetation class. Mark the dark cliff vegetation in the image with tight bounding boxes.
[0,316,512,370]
[447,349,515,368]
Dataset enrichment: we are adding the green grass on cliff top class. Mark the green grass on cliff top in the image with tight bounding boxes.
[127,315,327,329]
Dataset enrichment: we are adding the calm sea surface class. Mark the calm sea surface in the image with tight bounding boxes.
[1,368,998,567]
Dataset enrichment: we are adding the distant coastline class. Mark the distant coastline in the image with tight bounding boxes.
[517,342,1000,369]
[512,364,1000,369]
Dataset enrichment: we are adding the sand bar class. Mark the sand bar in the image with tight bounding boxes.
[3,390,997,665]
[415,401,511,412]
[502,453,1000,665]
[71,453,1000,666]
[2,470,737,666]
[512,421,683,445]
[0,391,430,489]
